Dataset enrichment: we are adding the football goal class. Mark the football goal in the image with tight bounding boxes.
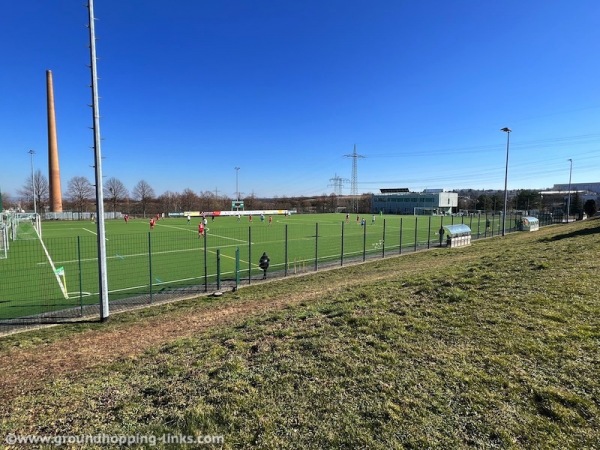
[0,224,7,259]
[9,213,42,240]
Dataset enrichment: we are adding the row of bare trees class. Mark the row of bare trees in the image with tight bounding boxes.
[6,175,371,216]
[11,175,158,216]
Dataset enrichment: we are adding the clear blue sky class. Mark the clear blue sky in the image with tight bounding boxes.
[2,0,600,200]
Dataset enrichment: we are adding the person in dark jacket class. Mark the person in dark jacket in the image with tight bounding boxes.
[259,252,270,279]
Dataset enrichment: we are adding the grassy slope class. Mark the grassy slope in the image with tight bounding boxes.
[1,219,599,449]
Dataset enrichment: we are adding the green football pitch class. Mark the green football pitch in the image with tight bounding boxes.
[0,213,502,320]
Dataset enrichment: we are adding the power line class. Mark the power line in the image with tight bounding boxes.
[328,173,349,195]
[367,133,600,159]
[344,145,365,212]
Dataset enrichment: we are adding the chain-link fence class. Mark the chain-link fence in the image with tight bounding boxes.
[0,212,551,330]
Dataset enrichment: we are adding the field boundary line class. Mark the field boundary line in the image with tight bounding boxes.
[156,223,195,233]
[34,226,69,299]
[40,243,244,266]
[80,227,110,240]
[157,223,249,244]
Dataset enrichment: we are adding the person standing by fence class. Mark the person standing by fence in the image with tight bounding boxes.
[259,252,270,279]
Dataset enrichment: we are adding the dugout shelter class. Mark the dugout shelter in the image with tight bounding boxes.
[443,224,471,248]
[519,216,539,232]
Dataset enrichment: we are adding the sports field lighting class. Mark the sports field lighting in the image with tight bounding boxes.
[28,149,37,215]
[567,158,573,222]
[235,167,240,201]
[500,127,511,236]
[87,0,109,321]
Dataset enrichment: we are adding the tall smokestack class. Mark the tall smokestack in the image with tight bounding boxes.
[47,69,63,213]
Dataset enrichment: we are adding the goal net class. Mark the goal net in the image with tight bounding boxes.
[10,213,41,240]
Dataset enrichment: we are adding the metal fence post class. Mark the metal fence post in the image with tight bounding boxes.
[399,217,403,254]
[414,217,418,252]
[216,249,221,291]
[314,222,319,271]
[284,224,288,277]
[235,247,240,290]
[382,218,386,258]
[148,232,153,302]
[203,229,208,292]
[485,212,489,238]
[77,236,83,316]
[248,226,252,284]
[427,216,432,249]
[363,221,367,262]
[340,221,345,266]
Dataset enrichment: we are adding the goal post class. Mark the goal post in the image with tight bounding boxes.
[9,213,41,240]
[0,224,7,259]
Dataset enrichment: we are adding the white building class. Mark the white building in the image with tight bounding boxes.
[546,182,600,209]
[372,188,458,215]
[552,182,600,194]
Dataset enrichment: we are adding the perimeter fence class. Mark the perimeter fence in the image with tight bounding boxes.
[0,212,552,329]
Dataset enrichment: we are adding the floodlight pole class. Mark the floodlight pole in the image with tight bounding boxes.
[88,0,109,321]
[235,167,240,201]
[501,127,511,236]
[28,149,37,215]
[567,158,572,222]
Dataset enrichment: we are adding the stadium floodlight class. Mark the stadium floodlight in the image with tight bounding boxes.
[235,167,240,201]
[567,159,572,222]
[88,0,109,321]
[500,127,511,236]
[28,149,37,215]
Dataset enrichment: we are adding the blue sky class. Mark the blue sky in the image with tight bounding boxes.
[2,0,600,200]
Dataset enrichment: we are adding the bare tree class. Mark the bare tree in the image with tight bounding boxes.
[329,193,338,212]
[180,188,199,212]
[217,195,232,211]
[0,190,10,211]
[358,193,372,214]
[158,190,182,214]
[104,177,129,217]
[18,170,49,212]
[244,193,256,210]
[66,176,94,214]
[132,180,155,218]
[199,190,218,212]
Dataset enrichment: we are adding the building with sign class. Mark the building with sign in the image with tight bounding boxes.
[372,188,458,215]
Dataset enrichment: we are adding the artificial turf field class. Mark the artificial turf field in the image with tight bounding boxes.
[0,213,502,320]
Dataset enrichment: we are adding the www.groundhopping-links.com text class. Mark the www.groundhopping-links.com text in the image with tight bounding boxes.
[4,433,224,446]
